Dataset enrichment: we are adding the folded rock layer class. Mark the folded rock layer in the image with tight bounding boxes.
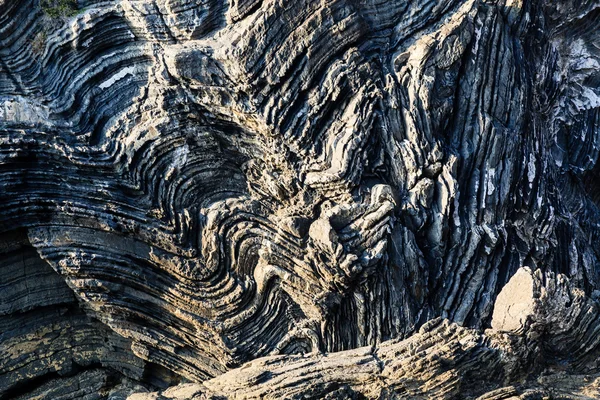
[0,0,599,398]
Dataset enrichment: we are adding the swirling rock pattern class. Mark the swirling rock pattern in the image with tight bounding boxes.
[0,0,599,398]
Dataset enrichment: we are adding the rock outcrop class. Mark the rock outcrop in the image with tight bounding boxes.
[0,0,599,398]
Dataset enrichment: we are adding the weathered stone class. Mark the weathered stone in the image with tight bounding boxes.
[1,0,599,397]
[491,267,536,332]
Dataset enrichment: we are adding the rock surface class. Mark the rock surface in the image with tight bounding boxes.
[491,267,536,332]
[0,0,599,398]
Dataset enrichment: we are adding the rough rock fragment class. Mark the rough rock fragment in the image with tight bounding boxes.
[491,267,537,332]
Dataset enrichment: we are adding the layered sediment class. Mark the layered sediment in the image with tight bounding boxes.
[1,0,599,398]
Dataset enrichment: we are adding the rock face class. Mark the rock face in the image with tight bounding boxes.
[490,267,536,332]
[0,0,599,398]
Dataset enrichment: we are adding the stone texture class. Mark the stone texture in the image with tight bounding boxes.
[0,0,599,398]
[491,267,536,332]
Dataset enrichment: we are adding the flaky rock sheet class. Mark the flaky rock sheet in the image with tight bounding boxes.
[1,0,599,398]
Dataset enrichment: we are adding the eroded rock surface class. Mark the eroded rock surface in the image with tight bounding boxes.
[1,0,599,398]
[491,267,536,332]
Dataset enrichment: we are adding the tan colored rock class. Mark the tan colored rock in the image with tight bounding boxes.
[491,267,537,332]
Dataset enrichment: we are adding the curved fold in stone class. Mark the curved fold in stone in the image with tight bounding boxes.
[0,0,599,397]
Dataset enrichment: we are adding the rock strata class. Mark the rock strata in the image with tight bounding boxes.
[0,0,599,398]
